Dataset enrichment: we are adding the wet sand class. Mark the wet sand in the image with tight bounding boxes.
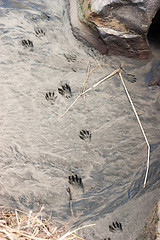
[0,0,160,239]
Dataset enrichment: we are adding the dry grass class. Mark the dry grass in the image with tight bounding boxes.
[0,207,93,240]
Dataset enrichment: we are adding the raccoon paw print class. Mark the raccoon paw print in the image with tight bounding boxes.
[68,174,82,185]
[109,221,123,233]
[35,29,45,37]
[58,84,72,99]
[45,91,57,105]
[127,73,137,83]
[22,39,34,48]
[40,12,50,21]
[79,130,91,141]
[64,53,77,62]
[68,174,84,191]
[123,72,136,83]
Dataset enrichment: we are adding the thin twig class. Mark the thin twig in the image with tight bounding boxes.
[67,187,73,217]
[82,62,90,92]
[32,206,44,224]
[91,48,102,68]
[118,71,150,188]
[34,218,52,237]
[81,62,91,105]
[27,210,32,227]
[15,210,20,230]
[55,67,120,118]
[82,63,100,109]
[81,63,90,107]
[81,64,100,94]
[2,229,14,240]
[0,223,45,240]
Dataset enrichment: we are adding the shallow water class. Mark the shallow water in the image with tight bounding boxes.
[0,0,160,239]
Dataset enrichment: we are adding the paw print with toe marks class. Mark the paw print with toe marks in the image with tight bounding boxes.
[123,71,137,83]
[64,53,77,62]
[109,221,123,233]
[58,84,72,99]
[35,29,45,37]
[45,91,57,105]
[68,174,84,192]
[79,130,91,141]
[22,39,34,48]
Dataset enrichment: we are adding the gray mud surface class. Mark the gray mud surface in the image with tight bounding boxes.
[0,0,160,239]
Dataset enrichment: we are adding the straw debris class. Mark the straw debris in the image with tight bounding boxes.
[0,207,92,240]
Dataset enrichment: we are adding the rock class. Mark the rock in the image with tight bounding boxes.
[68,0,160,59]
[68,0,109,55]
[148,61,160,86]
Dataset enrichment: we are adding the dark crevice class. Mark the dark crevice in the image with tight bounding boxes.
[147,8,160,47]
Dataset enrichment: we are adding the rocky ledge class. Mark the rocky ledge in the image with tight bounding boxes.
[68,0,160,59]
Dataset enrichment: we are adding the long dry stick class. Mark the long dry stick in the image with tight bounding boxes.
[118,71,150,188]
[15,210,20,230]
[81,62,91,105]
[67,187,73,217]
[54,65,150,188]
[82,63,100,107]
[82,62,90,93]
[54,68,120,118]
[2,229,14,240]
[82,64,100,93]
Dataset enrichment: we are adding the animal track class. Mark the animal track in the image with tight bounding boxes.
[40,12,50,21]
[64,53,77,62]
[79,130,91,141]
[109,221,123,233]
[58,84,72,99]
[22,39,34,48]
[68,174,84,191]
[127,73,137,83]
[35,29,45,37]
[123,72,137,83]
[45,91,57,105]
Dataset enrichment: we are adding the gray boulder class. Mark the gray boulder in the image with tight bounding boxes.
[68,0,160,59]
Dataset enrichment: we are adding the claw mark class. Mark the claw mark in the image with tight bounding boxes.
[109,221,123,233]
[79,130,91,141]
[64,53,77,62]
[35,29,45,37]
[22,39,34,48]
[58,84,72,99]
[126,73,137,83]
[121,69,137,83]
[68,174,84,192]
[45,91,57,105]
